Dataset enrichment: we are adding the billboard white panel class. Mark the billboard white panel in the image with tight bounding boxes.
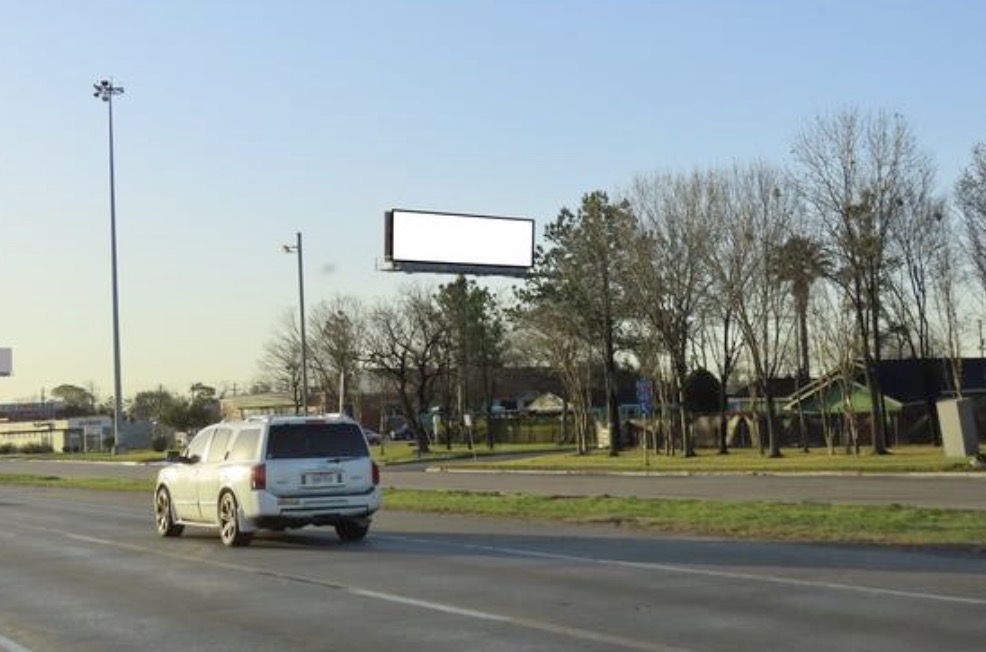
[387,209,534,275]
[0,348,10,377]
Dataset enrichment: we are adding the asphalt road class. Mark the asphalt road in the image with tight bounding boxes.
[2,458,985,510]
[1,486,986,652]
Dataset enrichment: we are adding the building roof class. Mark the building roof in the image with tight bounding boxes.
[783,379,903,415]
[526,392,565,414]
[783,358,986,414]
[874,358,986,404]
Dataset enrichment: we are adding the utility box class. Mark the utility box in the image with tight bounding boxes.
[937,398,980,458]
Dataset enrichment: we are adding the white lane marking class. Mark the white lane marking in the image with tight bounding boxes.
[347,588,689,651]
[52,531,690,652]
[11,498,986,611]
[0,632,34,652]
[11,515,986,647]
[379,534,986,607]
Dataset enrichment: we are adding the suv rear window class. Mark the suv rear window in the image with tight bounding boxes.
[265,422,370,459]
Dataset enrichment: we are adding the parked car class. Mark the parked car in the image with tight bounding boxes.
[361,427,383,445]
[154,414,381,547]
[390,424,415,441]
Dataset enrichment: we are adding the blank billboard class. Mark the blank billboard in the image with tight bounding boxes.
[384,209,534,277]
[0,348,10,377]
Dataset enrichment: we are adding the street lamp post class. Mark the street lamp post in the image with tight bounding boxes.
[93,79,125,452]
[283,233,308,415]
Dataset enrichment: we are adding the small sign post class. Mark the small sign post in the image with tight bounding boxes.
[636,379,654,466]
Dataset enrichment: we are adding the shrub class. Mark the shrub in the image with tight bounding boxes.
[0,443,15,455]
[19,442,53,454]
[151,435,168,452]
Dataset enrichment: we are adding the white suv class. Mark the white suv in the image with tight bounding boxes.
[154,414,381,546]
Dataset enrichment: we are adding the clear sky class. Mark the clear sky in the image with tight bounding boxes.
[1,0,984,402]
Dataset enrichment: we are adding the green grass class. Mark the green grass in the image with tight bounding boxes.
[1,469,984,549]
[13,443,563,467]
[382,489,986,548]
[370,442,562,465]
[3,443,984,549]
[0,473,151,492]
[442,445,979,473]
[15,443,977,473]
[22,450,170,464]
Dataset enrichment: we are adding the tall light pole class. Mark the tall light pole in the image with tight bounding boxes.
[283,232,308,414]
[93,79,125,452]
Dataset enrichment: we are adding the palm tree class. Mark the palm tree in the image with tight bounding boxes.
[773,236,829,452]
[773,236,829,383]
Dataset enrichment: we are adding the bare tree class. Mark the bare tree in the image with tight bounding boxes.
[727,163,798,458]
[695,169,745,455]
[363,285,447,452]
[309,296,367,419]
[886,201,944,357]
[513,301,594,453]
[259,310,304,412]
[884,193,950,444]
[792,108,933,454]
[809,285,863,454]
[625,171,715,457]
[956,143,986,306]
[931,216,966,397]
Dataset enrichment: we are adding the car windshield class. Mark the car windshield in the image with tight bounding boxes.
[265,422,369,459]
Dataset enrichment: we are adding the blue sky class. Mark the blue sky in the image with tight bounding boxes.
[1,0,984,402]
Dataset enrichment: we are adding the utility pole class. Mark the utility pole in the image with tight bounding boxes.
[93,78,125,452]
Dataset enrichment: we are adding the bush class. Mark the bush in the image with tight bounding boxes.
[0,443,15,455]
[19,442,53,454]
[151,435,168,452]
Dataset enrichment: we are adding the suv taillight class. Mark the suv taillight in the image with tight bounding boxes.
[371,461,380,486]
[251,464,267,490]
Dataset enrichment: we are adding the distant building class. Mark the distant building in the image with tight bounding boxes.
[0,416,111,452]
[220,393,300,420]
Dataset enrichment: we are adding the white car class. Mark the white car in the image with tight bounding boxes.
[154,414,381,546]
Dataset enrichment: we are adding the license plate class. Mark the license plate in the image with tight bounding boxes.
[303,471,343,486]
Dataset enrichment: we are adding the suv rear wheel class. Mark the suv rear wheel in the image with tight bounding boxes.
[219,492,253,547]
[335,518,370,542]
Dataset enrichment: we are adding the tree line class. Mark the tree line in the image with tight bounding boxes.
[257,108,986,457]
[36,108,985,457]
[41,382,224,441]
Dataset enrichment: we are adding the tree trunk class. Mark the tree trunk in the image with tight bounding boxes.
[717,384,729,455]
[604,326,621,458]
[765,391,782,458]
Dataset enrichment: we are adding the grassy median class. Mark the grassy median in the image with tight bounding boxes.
[1,471,984,550]
[383,489,986,549]
[429,444,980,473]
[15,443,981,472]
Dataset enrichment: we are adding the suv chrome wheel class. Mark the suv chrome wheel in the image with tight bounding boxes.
[154,487,184,537]
[219,492,252,547]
